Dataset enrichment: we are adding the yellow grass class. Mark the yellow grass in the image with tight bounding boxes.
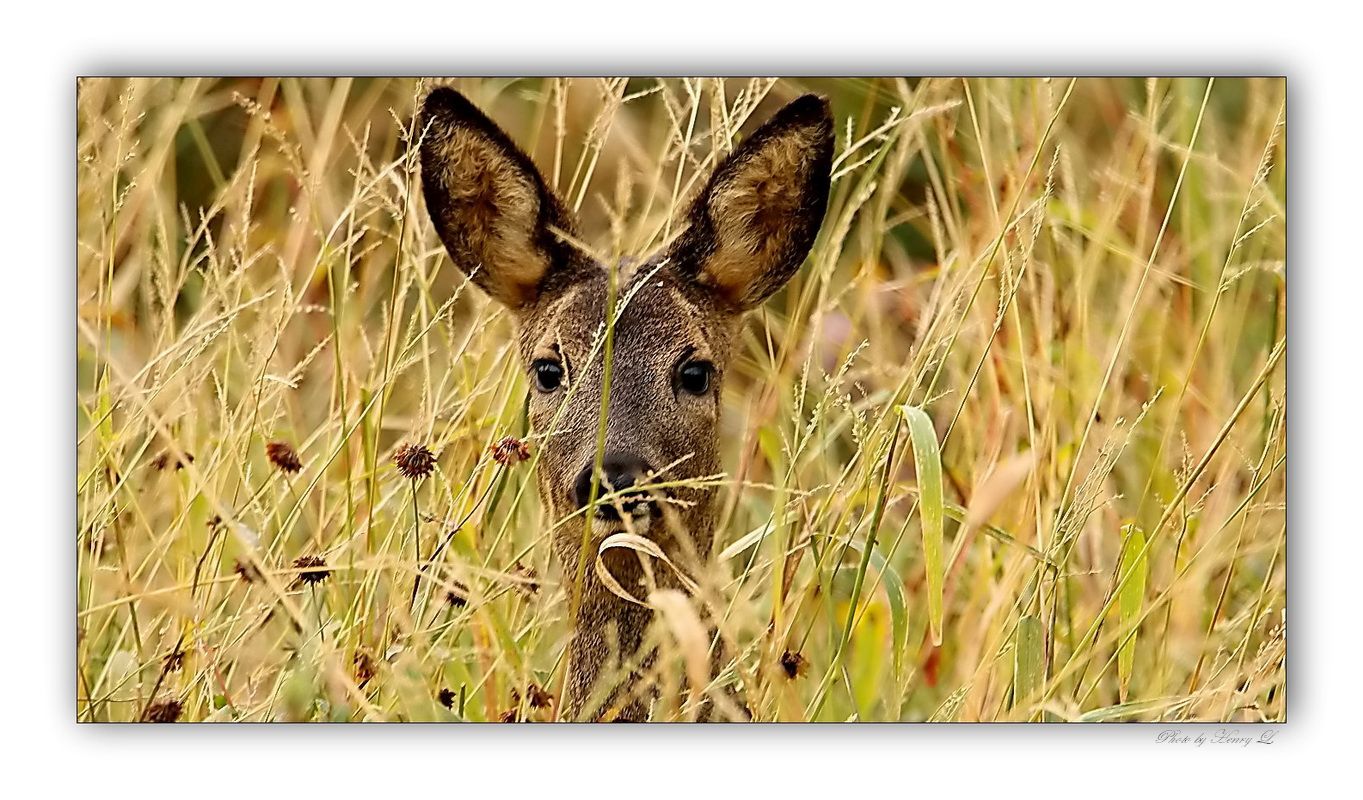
[76,77,1285,722]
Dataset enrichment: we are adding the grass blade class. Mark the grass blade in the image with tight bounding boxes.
[1117,524,1149,700]
[1014,614,1045,717]
[1077,696,1194,723]
[899,404,944,646]
[841,539,909,678]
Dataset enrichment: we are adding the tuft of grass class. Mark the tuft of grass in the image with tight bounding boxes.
[77,77,1285,722]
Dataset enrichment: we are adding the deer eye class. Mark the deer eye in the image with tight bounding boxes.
[677,361,714,396]
[532,359,564,393]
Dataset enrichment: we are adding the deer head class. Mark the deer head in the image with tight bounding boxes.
[418,86,833,720]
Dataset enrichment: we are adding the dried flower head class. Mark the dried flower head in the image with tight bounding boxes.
[510,562,539,596]
[526,682,554,710]
[233,558,260,584]
[489,436,531,466]
[266,441,303,474]
[498,707,520,723]
[438,688,456,709]
[292,555,330,586]
[393,442,437,480]
[445,579,470,608]
[353,650,376,686]
[150,450,194,471]
[142,697,183,723]
[779,649,807,680]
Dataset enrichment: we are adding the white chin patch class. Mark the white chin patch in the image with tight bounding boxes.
[591,515,650,538]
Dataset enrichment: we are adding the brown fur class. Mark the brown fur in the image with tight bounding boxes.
[419,87,833,721]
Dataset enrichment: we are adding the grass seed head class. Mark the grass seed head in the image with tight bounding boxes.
[142,697,183,723]
[526,682,554,709]
[150,450,194,471]
[489,436,531,466]
[233,558,259,584]
[266,441,302,474]
[393,442,436,480]
[292,555,330,586]
[353,650,376,686]
[510,562,539,596]
[445,579,470,608]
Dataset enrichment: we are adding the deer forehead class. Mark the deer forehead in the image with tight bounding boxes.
[519,266,734,372]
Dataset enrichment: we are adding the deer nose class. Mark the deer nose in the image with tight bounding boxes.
[573,455,655,520]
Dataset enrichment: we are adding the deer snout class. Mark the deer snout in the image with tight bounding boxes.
[573,455,655,521]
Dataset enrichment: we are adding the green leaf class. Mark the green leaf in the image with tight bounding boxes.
[899,404,944,646]
[1117,524,1149,700]
[1014,614,1045,716]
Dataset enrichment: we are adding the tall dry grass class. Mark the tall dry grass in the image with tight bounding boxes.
[76,77,1285,722]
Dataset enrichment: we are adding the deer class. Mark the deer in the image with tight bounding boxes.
[417,85,833,721]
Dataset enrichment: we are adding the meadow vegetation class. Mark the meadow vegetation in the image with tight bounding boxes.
[76,77,1285,722]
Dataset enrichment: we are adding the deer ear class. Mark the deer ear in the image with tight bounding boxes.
[419,87,579,309]
[671,94,834,310]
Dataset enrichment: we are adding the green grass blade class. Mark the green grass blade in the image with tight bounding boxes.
[1117,524,1149,700]
[899,404,944,646]
[1014,614,1045,717]
[870,543,909,679]
[841,539,909,678]
[1077,696,1194,723]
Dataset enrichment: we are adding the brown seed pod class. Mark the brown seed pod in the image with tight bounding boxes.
[266,441,303,474]
[142,697,183,723]
[393,442,437,480]
[353,650,376,687]
[150,450,194,471]
[779,649,807,680]
[526,682,554,710]
[489,436,532,466]
[292,555,330,586]
[445,579,470,608]
[233,558,260,584]
[510,562,539,596]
